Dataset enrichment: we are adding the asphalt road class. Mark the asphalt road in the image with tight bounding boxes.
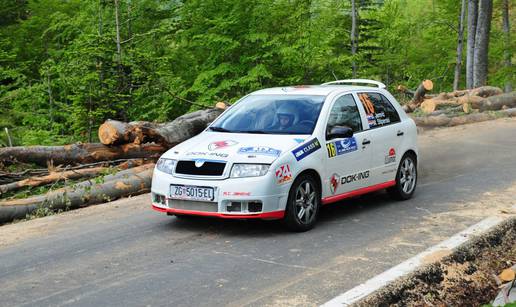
[1,118,515,307]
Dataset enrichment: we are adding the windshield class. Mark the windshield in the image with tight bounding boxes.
[210,94,325,134]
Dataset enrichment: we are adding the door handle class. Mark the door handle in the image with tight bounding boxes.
[362,139,371,145]
[397,131,404,136]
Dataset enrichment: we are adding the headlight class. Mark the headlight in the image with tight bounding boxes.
[156,158,177,175]
[230,164,270,178]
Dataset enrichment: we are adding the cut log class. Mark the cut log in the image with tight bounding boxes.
[0,159,147,195]
[98,108,224,146]
[420,98,461,113]
[457,95,487,109]
[397,85,415,97]
[413,80,434,104]
[412,114,451,127]
[97,120,134,146]
[448,112,497,126]
[0,164,154,224]
[0,166,107,195]
[476,91,516,111]
[0,143,165,167]
[470,86,503,97]
[405,80,434,112]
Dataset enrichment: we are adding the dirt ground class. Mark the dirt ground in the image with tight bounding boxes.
[359,217,516,306]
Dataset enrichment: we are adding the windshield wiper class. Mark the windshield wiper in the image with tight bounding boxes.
[236,130,267,134]
[209,126,231,132]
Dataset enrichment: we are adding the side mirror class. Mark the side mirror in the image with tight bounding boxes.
[327,126,353,140]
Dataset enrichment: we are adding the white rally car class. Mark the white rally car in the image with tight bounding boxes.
[151,79,418,231]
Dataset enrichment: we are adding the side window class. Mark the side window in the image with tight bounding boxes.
[357,92,400,128]
[326,94,362,134]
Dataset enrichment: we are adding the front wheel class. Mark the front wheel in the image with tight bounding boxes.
[388,153,417,200]
[284,174,321,232]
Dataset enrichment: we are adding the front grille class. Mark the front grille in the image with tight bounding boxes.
[168,199,218,212]
[175,160,226,176]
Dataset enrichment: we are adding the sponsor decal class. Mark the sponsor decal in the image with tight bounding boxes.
[376,117,391,125]
[340,170,370,185]
[275,164,293,184]
[208,140,238,151]
[330,173,340,194]
[384,147,396,164]
[291,138,321,161]
[326,137,358,158]
[293,138,305,144]
[223,191,251,196]
[186,151,229,158]
[367,114,377,127]
[238,146,281,157]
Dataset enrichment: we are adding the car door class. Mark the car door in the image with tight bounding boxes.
[323,93,374,200]
[355,92,403,185]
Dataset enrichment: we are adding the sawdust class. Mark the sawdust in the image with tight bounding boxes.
[421,249,452,265]
[358,218,516,306]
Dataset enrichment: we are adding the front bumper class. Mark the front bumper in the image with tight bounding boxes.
[151,168,290,219]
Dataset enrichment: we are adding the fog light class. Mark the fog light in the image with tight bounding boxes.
[227,202,242,212]
[153,193,166,205]
[248,201,263,213]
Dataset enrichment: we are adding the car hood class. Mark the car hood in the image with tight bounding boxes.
[160,131,310,164]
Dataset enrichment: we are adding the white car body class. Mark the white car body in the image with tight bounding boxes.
[151,80,418,227]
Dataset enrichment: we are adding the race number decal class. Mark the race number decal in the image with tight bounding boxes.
[275,164,293,184]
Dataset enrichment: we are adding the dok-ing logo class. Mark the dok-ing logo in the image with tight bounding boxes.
[341,170,370,184]
[208,140,238,151]
[275,164,292,184]
[330,173,340,194]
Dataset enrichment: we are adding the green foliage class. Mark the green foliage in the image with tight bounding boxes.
[0,0,513,145]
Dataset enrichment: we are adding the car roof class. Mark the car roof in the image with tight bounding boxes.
[250,85,384,97]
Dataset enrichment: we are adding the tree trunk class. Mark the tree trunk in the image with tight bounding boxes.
[98,108,223,146]
[502,0,512,92]
[0,143,165,167]
[466,0,478,89]
[475,91,516,111]
[0,166,154,224]
[472,0,493,87]
[350,0,358,78]
[469,85,503,97]
[453,0,467,91]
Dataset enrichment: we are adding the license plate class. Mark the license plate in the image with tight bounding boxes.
[169,185,214,201]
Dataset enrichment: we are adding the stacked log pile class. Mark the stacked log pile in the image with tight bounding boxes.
[0,106,224,224]
[399,81,516,127]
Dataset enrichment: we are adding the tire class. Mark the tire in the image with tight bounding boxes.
[284,174,321,232]
[387,153,417,200]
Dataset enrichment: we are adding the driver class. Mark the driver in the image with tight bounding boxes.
[273,104,297,130]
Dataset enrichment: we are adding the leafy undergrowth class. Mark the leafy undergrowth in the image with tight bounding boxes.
[359,218,516,306]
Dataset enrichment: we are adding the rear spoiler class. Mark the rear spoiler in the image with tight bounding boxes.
[321,79,386,89]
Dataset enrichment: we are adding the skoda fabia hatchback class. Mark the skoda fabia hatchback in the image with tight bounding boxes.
[151,79,418,231]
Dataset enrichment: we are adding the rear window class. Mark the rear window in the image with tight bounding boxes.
[357,92,400,128]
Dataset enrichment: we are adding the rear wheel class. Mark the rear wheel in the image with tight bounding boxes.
[388,153,417,200]
[284,174,320,232]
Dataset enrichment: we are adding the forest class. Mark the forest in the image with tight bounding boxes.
[0,0,513,146]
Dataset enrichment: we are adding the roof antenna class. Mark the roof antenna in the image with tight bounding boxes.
[331,70,338,81]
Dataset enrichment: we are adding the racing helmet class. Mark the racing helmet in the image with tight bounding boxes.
[276,102,298,127]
